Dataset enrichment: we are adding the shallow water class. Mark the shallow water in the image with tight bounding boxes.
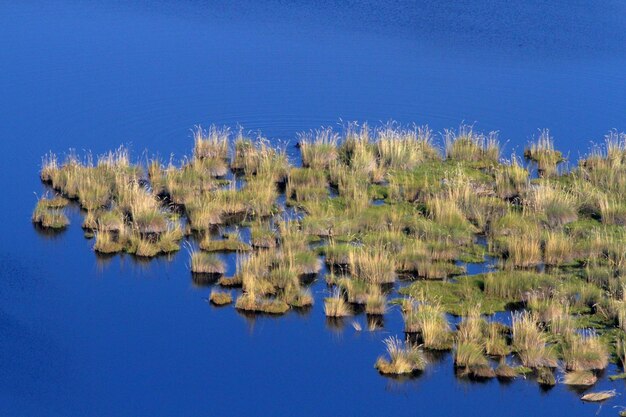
[2,1,626,416]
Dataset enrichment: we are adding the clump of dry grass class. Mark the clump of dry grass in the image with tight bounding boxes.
[563,370,597,386]
[495,359,518,379]
[76,171,112,210]
[291,251,322,276]
[536,367,556,386]
[190,250,225,275]
[419,304,454,350]
[299,127,339,169]
[255,144,291,183]
[501,235,542,269]
[283,285,314,308]
[401,298,421,333]
[323,243,353,267]
[92,209,125,232]
[40,152,59,183]
[376,124,439,170]
[200,230,252,252]
[561,330,609,371]
[524,129,565,176]
[250,222,277,248]
[324,289,352,317]
[526,293,573,334]
[580,390,616,402]
[185,197,222,230]
[286,168,328,203]
[403,299,453,350]
[598,196,626,226]
[193,125,229,160]
[339,278,369,304]
[454,342,495,379]
[334,169,370,211]
[365,285,387,315]
[340,122,377,179]
[32,199,69,230]
[453,305,496,379]
[543,231,575,266]
[426,195,474,232]
[348,247,396,284]
[93,233,126,254]
[209,290,232,306]
[375,336,426,375]
[495,156,528,198]
[511,311,557,369]
[217,275,243,288]
[483,271,554,301]
[444,125,500,165]
[235,292,290,314]
[127,233,161,257]
[485,322,511,356]
[526,183,578,228]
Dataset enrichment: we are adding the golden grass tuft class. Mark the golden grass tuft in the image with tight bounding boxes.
[235,292,289,315]
[561,330,609,371]
[403,300,453,350]
[365,285,387,315]
[375,336,426,375]
[32,205,69,230]
[511,311,557,369]
[193,125,229,160]
[524,129,564,176]
[298,127,339,169]
[209,290,233,306]
[563,370,597,387]
[444,125,499,164]
[190,251,225,275]
[348,247,396,284]
[93,225,126,254]
[324,289,352,317]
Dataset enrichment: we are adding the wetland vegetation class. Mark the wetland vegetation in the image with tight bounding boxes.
[35,122,626,404]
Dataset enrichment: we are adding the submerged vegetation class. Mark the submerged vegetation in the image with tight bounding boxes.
[35,122,626,392]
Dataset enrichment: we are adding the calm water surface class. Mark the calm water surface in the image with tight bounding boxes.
[1,1,626,416]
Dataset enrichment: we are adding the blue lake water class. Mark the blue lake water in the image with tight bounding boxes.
[1,1,626,416]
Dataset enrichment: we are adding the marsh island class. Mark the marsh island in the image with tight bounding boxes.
[34,123,626,398]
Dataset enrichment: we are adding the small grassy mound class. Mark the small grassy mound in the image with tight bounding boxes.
[324,290,352,317]
[190,251,225,275]
[32,198,69,229]
[563,370,597,387]
[375,336,426,375]
[200,233,252,252]
[235,292,289,315]
[209,290,232,306]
